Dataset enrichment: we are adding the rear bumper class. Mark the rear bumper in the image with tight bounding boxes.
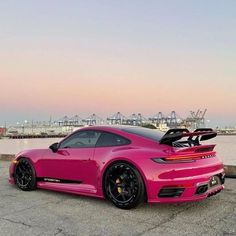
[145,158,225,203]
[147,174,225,203]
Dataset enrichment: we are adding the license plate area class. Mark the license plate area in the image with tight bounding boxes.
[209,175,221,188]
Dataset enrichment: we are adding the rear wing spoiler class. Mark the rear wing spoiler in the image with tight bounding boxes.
[160,128,217,145]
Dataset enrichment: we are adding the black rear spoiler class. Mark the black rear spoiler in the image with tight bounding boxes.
[160,128,217,145]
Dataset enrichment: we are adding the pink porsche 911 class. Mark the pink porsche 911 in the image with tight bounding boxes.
[9,126,225,209]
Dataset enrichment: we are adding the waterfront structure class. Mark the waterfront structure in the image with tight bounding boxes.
[107,112,127,125]
[183,109,207,129]
[82,114,104,126]
[4,109,210,138]
[149,111,180,128]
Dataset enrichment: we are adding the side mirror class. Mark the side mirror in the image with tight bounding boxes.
[49,142,59,153]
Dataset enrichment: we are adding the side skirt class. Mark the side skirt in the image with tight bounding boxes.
[36,179,104,198]
[37,177,82,184]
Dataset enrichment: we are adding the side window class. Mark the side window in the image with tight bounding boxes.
[60,130,101,148]
[96,132,130,147]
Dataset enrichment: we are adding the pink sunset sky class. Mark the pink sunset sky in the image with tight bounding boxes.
[0,1,236,127]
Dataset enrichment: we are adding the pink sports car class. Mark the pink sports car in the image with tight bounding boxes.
[9,126,225,209]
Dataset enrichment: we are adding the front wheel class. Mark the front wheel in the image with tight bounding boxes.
[14,158,37,191]
[104,162,145,209]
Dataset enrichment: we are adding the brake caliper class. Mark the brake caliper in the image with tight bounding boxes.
[116,178,122,193]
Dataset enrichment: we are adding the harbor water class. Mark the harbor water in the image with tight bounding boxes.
[0,136,235,165]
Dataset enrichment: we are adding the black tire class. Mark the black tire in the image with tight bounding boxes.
[104,162,145,209]
[14,158,37,191]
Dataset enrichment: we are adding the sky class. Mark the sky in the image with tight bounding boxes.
[0,0,236,127]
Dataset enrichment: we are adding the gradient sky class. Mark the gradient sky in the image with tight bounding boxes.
[0,0,236,127]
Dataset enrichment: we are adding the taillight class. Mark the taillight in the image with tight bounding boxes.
[152,151,216,163]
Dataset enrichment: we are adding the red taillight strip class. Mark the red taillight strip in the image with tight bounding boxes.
[164,151,216,161]
[152,151,216,164]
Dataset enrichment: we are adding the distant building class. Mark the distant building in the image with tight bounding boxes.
[0,127,7,136]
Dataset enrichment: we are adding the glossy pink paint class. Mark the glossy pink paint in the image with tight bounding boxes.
[9,126,224,203]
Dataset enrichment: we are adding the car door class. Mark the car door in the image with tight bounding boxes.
[93,132,131,189]
[40,130,102,185]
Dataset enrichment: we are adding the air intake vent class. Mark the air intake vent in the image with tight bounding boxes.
[158,188,184,198]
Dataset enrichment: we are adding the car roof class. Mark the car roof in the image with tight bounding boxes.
[79,125,164,142]
[79,125,147,131]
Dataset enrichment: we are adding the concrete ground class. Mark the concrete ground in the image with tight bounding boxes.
[0,161,236,236]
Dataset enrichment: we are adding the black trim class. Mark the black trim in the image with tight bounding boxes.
[158,187,184,198]
[37,177,82,184]
[195,184,208,195]
[152,158,194,164]
[160,128,217,145]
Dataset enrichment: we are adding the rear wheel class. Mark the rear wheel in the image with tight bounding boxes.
[104,162,145,209]
[14,158,37,191]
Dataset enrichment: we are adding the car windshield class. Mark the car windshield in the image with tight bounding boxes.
[122,127,164,142]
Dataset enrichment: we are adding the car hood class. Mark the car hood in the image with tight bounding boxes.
[15,149,48,160]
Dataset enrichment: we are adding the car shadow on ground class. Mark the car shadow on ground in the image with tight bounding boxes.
[35,186,215,212]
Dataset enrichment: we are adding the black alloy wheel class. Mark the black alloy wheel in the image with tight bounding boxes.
[14,158,37,191]
[104,162,145,209]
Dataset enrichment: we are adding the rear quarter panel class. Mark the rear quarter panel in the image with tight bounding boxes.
[93,141,170,196]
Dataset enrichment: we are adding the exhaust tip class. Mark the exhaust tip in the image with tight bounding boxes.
[195,184,208,195]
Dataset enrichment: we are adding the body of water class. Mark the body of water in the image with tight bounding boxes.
[0,136,235,165]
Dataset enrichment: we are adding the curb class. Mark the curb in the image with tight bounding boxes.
[224,165,236,178]
[0,154,236,178]
[0,154,15,161]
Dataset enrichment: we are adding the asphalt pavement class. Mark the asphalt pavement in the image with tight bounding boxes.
[0,160,236,236]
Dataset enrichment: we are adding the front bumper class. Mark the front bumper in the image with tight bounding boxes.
[9,161,16,184]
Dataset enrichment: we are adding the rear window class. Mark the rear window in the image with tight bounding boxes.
[96,132,130,147]
[122,127,164,142]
